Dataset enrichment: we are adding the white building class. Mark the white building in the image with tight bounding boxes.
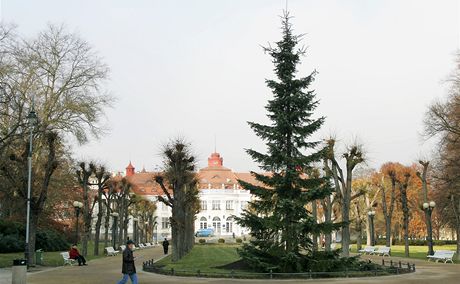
[125,152,255,240]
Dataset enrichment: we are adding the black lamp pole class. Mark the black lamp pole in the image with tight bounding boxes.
[133,218,138,244]
[73,201,83,244]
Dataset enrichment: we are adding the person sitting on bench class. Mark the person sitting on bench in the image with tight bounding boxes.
[69,244,87,266]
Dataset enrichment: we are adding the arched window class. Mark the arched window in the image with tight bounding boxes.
[212,217,221,234]
[226,216,233,233]
[200,217,207,229]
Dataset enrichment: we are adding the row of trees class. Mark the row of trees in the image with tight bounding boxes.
[424,54,460,260]
[75,162,157,257]
[0,23,112,264]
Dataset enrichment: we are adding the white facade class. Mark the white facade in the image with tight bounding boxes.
[153,188,251,239]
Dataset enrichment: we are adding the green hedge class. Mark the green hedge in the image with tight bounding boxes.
[0,220,69,253]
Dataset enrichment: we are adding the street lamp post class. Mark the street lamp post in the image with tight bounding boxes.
[368,210,376,246]
[154,223,158,244]
[144,221,149,243]
[423,201,436,255]
[111,212,119,250]
[25,105,38,266]
[72,201,83,244]
[132,218,138,244]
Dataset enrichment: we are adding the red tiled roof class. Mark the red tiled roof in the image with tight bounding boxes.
[121,152,269,196]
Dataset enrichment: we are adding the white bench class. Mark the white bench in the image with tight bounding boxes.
[61,252,76,266]
[427,250,455,263]
[119,245,126,252]
[330,243,337,250]
[105,246,119,256]
[358,246,376,254]
[138,243,146,249]
[145,243,153,247]
[373,246,391,256]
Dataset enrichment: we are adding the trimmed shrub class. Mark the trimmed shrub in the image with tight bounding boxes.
[198,239,206,244]
[0,219,69,253]
[0,234,24,253]
[235,238,243,243]
[218,238,225,244]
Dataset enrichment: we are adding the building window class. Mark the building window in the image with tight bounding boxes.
[161,201,168,211]
[200,217,207,229]
[212,200,221,210]
[212,216,221,233]
[161,217,170,229]
[226,200,233,210]
[200,200,207,211]
[226,216,233,233]
[241,201,247,210]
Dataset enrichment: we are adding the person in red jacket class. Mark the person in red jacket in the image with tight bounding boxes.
[69,244,87,266]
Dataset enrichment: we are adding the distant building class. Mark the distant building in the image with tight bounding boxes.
[125,152,259,240]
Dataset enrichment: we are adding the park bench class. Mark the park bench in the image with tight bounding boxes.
[105,246,119,256]
[330,243,337,250]
[60,252,76,266]
[358,246,376,254]
[427,250,455,263]
[138,243,146,249]
[119,245,126,252]
[145,243,153,247]
[372,246,391,256]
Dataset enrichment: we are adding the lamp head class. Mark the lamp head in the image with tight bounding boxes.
[423,202,429,209]
[111,212,119,217]
[429,201,436,208]
[27,109,38,127]
[73,201,83,208]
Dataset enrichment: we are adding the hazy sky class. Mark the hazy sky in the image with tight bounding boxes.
[3,0,459,172]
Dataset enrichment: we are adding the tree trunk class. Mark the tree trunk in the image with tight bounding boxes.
[81,212,92,257]
[456,224,460,261]
[341,169,352,257]
[385,217,392,247]
[312,201,318,251]
[366,216,371,246]
[400,181,410,257]
[103,207,110,248]
[323,196,332,251]
[27,212,39,266]
[356,217,362,251]
[94,202,103,255]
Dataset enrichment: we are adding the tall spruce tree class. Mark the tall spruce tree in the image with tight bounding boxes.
[236,13,335,273]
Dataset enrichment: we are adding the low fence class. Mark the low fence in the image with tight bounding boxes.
[142,258,416,279]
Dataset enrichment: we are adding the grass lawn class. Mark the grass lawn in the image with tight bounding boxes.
[0,241,108,268]
[156,244,243,274]
[156,243,459,274]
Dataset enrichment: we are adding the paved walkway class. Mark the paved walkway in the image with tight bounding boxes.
[12,248,459,284]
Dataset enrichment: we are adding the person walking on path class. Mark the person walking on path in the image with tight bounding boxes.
[162,238,169,255]
[69,244,87,266]
[117,240,137,284]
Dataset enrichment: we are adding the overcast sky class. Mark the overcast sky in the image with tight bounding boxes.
[3,0,459,172]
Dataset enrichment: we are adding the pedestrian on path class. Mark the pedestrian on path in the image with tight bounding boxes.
[117,240,137,284]
[162,238,169,255]
[69,244,87,266]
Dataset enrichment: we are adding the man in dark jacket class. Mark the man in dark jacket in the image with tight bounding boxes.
[162,238,169,255]
[117,240,137,284]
